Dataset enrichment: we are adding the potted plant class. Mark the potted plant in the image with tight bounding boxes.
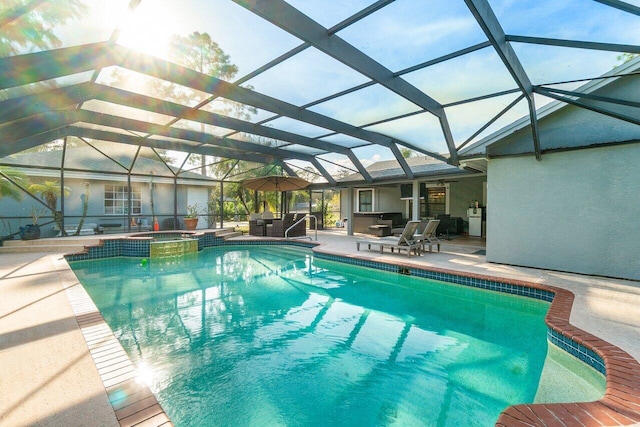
[184,203,202,230]
[19,206,45,240]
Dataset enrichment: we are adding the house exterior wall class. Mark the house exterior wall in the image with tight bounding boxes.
[448,178,485,219]
[0,175,195,237]
[187,186,209,229]
[61,178,188,232]
[486,143,640,281]
[376,186,401,212]
[0,191,32,237]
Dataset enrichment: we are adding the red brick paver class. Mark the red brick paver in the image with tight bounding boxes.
[329,249,640,427]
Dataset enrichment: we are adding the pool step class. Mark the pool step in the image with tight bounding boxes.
[215,229,243,239]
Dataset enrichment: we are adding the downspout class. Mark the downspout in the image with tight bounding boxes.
[127,173,132,232]
[346,186,354,236]
[173,176,178,229]
[219,181,224,229]
[60,138,67,235]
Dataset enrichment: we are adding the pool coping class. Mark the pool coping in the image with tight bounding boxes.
[62,235,640,426]
[311,246,640,426]
[55,256,173,427]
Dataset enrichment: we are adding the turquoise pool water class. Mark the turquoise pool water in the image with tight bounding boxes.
[72,245,555,426]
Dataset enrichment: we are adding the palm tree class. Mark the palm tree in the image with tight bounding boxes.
[29,181,69,209]
[0,166,26,201]
[28,181,70,230]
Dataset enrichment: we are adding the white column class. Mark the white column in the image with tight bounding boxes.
[412,180,420,220]
[346,186,354,235]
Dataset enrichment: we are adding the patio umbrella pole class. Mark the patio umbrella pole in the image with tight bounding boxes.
[241,175,310,218]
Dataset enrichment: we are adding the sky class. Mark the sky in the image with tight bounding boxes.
[9,0,640,177]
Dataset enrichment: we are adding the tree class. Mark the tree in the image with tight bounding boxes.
[133,30,256,121]
[615,53,639,67]
[0,166,27,201]
[28,180,70,231]
[166,31,259,179]
[1,1,87,149]
[0,1,88,104]
[21,136,85,153]
[208,160,277,216]
[169,32,238,83]
[400,147,419,158]
[0,0,87,57]
[74,182,90,236]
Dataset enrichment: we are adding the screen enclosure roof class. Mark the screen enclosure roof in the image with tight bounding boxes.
[1,0,639,186]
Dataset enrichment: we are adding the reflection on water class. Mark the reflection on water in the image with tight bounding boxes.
[72,245,552,427]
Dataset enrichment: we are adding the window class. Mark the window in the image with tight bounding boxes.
[104,184,141,215]
[427,188,446,217]
[357,189,374,212]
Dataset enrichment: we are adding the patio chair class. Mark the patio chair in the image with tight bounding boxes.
[287,213,307,238]
[356,221,422,257]
[415,219,441,252]
[249,217,266,236]
[266,213,296,237]
[162,217,183,231]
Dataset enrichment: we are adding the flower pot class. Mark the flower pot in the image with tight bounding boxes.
[184,218,198,230]
[19,224,41,240]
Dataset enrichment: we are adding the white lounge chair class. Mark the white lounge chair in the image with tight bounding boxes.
[415,219,441,252]
[356,221,422,257]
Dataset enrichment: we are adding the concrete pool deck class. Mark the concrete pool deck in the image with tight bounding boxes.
[0,229,639,426]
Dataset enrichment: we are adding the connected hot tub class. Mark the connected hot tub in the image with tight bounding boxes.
[149,238,198,258]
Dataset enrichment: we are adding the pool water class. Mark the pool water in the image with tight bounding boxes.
[72,246,568,426]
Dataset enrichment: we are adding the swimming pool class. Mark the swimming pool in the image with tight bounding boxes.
[70,245,604,426]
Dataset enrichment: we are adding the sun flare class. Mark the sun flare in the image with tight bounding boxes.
[116,6,173,59]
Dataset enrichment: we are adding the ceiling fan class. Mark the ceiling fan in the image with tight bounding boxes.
[435,179,459,186]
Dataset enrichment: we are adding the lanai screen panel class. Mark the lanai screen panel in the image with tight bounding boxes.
[0,0,638,183]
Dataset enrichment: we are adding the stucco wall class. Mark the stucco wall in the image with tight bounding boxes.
[376,186,402,213]
[0,176,193,237]
[448,177,485,219]
[486,143,640,280]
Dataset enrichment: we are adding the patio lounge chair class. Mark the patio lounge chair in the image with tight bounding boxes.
[415,219,441,252]
[356,221,422,257]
